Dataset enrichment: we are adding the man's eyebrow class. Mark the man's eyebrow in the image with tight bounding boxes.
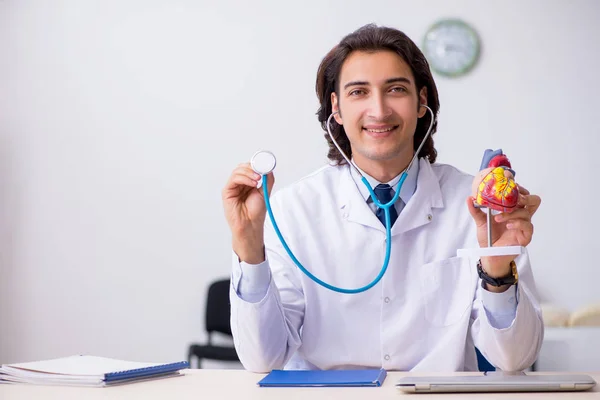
[343,80,369,90]
[386,77,412,85]
[343,77,413,90]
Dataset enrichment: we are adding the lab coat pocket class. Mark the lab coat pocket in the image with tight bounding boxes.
[419,257,473,327]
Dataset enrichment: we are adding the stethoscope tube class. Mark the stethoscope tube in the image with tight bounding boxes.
[262,105,435,294]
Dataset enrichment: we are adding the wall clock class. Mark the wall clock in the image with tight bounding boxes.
[422,19,481,78]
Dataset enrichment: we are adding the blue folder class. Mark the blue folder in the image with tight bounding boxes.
[257,368,387,387]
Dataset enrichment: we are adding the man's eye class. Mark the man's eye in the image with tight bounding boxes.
[390,87,407,93]
[349,89,365,96]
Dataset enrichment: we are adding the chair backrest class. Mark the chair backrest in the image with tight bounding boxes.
[205,279,233,336]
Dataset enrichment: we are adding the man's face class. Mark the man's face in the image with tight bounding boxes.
[332,50,427,165]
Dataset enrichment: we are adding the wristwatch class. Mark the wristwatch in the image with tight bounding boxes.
[477,259,518,287]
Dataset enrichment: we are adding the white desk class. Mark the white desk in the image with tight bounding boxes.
[1,370,598,399]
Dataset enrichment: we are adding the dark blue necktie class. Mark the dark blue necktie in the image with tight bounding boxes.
[372,184,399,227]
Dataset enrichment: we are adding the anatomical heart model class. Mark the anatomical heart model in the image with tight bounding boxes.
[457,149,523,258]
[472,149,519,213]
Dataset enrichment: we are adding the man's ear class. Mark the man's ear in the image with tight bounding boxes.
[331,92,343,124]
[418,87,428,118]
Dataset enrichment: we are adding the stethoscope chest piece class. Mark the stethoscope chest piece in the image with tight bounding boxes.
[251,150,277,175]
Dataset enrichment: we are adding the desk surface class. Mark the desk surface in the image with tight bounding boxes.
[1,370,598,399]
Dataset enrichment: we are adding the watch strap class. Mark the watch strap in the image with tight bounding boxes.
[477,259,518,287]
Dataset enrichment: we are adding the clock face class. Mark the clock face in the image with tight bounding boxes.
[422,19,480,78]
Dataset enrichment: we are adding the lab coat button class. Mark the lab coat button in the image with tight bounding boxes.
[384,297,390,303]
[384,354,390,361]
[427,214,433,221]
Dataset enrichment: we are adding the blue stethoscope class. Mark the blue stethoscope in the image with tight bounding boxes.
[251,105,435,294]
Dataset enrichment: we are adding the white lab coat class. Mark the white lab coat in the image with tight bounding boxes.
[230,158,544,373]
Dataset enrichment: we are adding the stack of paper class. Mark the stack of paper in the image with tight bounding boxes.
[0,355,189,387]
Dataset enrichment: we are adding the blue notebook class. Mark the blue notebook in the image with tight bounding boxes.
[258,368,387,387]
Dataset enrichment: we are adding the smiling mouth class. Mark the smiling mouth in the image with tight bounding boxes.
[363,125,399,136]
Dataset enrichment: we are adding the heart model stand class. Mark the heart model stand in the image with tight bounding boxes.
[457,149,523,258]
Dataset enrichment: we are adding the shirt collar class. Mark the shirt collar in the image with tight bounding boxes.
[349,158,420,205]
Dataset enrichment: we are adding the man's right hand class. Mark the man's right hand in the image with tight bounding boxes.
[222,163,275,264]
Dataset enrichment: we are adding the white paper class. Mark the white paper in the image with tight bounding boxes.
[0,355,162,381]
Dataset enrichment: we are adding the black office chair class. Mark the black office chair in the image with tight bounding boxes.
[187,279,239,368]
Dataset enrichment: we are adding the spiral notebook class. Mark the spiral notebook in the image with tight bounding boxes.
[0,355,189,387]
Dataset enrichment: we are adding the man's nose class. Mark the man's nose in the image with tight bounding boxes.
[367,93,392,120]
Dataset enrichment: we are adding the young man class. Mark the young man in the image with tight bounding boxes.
[222,24,543,372]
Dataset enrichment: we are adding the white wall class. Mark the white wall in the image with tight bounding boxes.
[1,0,599,367]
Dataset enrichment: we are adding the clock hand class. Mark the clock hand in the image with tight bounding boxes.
[443,44,465,53]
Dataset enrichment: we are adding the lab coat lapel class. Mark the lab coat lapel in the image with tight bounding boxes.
[391,158,444,236]
[337,159,444,235]
[337,165,385,232]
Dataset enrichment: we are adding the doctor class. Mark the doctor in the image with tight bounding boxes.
[222,24,543,373]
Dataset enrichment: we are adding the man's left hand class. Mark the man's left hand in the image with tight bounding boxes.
[466,184,542,282]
